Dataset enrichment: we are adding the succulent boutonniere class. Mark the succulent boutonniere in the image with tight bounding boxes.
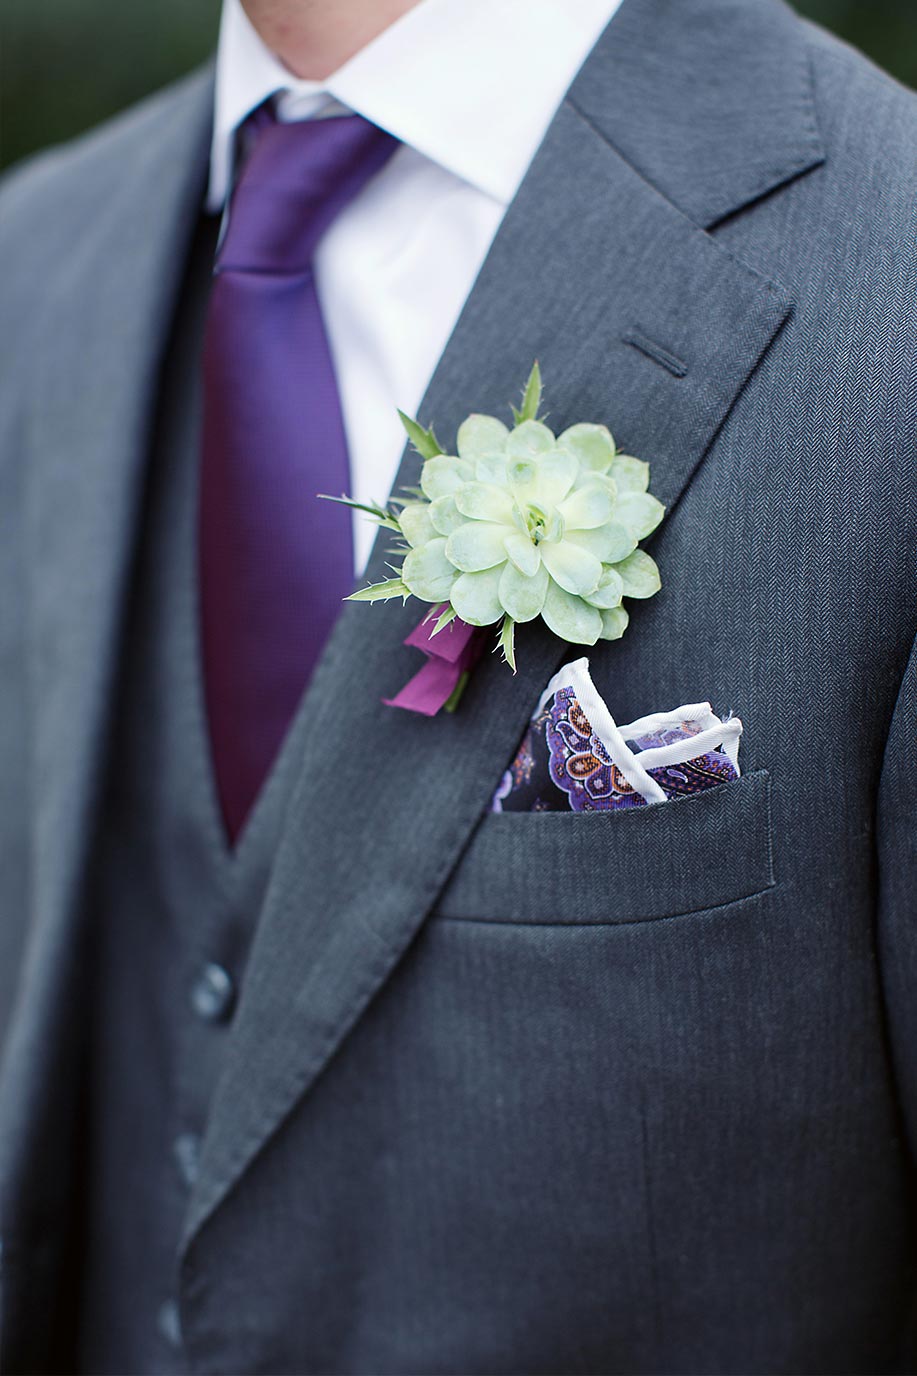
[321,364,664,714]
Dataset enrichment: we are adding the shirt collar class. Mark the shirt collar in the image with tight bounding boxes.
[209,0,624,212]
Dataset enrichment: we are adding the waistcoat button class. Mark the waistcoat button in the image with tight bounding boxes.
[191,962,235,1022]
[173,1131,202,1187]
[158,1298,182,1348]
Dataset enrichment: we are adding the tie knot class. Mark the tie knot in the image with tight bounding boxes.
[217,109,398,274]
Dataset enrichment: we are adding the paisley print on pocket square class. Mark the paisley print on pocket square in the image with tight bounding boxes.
[492,658,742,813]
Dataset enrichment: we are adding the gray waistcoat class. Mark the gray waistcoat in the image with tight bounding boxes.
[76,215,308,1373]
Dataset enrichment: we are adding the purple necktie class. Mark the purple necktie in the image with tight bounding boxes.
[199,109,397,843]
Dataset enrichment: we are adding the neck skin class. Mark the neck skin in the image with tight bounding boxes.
[240,0,424,79]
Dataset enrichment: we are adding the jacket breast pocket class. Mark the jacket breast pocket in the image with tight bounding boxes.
[434,769,774,926]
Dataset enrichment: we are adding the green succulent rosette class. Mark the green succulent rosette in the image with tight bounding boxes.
[330,363,664,670]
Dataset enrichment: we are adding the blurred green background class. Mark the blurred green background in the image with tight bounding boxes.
[1,0,914,172]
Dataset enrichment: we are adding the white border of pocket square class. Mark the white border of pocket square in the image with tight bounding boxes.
[535,657,743,806]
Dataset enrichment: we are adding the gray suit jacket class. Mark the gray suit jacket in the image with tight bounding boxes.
[2,0,917,1370]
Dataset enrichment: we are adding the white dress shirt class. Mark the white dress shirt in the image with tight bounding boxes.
[211,0,623,570]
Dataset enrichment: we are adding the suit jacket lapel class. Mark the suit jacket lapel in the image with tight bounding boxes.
[0,72,214,1163]
[185,0,823,1247]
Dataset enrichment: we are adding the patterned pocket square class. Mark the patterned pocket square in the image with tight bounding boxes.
[492,657,742,813]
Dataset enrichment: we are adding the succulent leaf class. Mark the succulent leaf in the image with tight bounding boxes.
[584,566,625,609]
[456,413,510,461]
[540,541,603,597]
[429,494,465,536]
[420,455,473,500]
[598,605,630,640]
[445,521,512,573]
[614,548,662,598]
[558,480,615,531]
[610,455,650,493]
[542,581,603,644]
[450,567,505,626]
[503,530,542,577]
[616,490,665,540]
[498,559,549,623]
[399,501,437,548]
[402,538,457,602]
[454,481,517,525]
[506,420,556,460]
[557,422,615,472]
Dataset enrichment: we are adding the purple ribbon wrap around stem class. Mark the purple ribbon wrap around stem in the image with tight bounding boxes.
[384,610,486,716]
